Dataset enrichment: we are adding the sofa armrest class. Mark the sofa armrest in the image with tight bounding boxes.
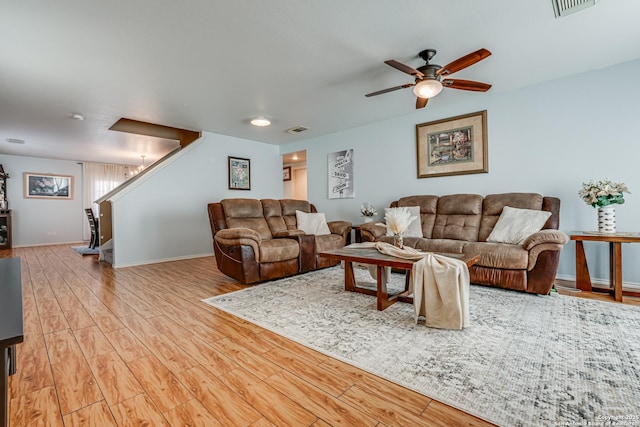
[214,228,261,263]
[273,229,305,238]
[328,220,352,236]
[359,222,387,242]
[522,230,569,250]
[216,227,261,242]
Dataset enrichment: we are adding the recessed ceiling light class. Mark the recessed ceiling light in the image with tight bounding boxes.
[71,113,85,120]
[250,116,271,127]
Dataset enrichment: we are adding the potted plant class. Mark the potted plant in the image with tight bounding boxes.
[360,202,377,223]
[578,179,630,233]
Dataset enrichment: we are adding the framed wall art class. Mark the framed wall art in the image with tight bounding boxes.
[23,172,74,199]
[328,148,354,199]
[416,110,488,179]
[283,166,292,181]
[228,156,251,190]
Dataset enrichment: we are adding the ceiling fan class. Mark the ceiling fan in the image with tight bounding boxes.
[365,48,492,109]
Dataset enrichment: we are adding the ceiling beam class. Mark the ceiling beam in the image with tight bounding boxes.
[109,118,201,147]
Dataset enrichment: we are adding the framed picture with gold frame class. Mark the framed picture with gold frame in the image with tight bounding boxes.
[416,110,488,178]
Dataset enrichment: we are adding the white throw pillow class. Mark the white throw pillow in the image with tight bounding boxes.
[295,210,331,236]
[486,206,552,245]
[385,206,423,237]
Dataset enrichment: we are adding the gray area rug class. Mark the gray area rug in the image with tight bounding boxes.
[72,245,99,255]
[202,267,640,427]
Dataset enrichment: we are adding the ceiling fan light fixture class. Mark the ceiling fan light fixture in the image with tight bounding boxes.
[413,79,443,99]
[250,116,271,127]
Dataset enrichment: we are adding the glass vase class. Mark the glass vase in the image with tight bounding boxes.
[393,232,404,249]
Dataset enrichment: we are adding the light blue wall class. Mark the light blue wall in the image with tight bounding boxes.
[111,131,282,267]
[0,154,83,246]
[3,60,639,284]
[282,59,640,286]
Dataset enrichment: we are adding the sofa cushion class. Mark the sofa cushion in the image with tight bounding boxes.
[222,198,273,240]
[432,194,483,242]
[414,238,467,254]
[463,242,529,269]
[479,193,544,242]
[486,206,552,245]
[398,195,438,238]
[296,211,331,235]
[261,199,288,235]
[281,199,312,229]
[377,236,467,254]
[259,239,300,263]
[384,206,422,237]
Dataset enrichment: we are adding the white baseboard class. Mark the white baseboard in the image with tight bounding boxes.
[112,252,214,268]
[555,273,640,291]
[13,241,86,248]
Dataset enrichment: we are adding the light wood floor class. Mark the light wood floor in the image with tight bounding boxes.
[3,246,638,426]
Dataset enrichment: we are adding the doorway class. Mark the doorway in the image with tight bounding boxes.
[282,150,307,200]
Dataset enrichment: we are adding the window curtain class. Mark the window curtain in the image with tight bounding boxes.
[81,162,127,241]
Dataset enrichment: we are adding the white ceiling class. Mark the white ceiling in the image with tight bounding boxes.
[1,0,639,166]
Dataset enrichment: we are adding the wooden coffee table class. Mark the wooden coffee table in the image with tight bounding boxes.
[319,247,480,311]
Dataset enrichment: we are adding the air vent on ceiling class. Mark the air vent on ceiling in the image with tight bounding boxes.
[552,0,598,18]
[6,138,26,144]
[286,126,309,135]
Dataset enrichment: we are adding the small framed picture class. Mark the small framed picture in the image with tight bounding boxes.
[283,166,292,181]
[228,156,251,190]
[24,172,74,199]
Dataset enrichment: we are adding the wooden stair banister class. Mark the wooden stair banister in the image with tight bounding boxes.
[109,118,201,148]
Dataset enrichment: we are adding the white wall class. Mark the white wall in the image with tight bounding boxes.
[0,154,83,246]
[281,58,640,286]
[110,131,282,267]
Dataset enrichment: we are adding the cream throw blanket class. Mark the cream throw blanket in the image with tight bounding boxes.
[346,242,470,330]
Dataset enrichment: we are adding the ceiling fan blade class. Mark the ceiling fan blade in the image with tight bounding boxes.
[384,60,425,78]
[365,83,414,97]
[442,79,492,92]
[415,97,428,109]
[436,48,491,77]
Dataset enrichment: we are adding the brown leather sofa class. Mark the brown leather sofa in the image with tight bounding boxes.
[208,198,352,284]
[359,193,568,295]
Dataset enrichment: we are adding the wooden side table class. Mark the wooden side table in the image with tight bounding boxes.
[353,221,378,243]
[570,231,640,302]
[353,225,363,243]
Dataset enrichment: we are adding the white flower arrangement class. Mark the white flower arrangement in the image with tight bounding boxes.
[578,179,630,208]
[384,207,417,235]
[360,202,377,217]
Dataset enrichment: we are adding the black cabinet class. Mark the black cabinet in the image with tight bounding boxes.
[0,165,11,249]
[0,211,10,249]
[0,258,23,427]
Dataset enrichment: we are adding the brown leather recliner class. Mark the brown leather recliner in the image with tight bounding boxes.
[208,198,351,284]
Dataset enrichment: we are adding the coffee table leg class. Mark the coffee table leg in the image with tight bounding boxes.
[344,261,356,292]
[376,265,392,311]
